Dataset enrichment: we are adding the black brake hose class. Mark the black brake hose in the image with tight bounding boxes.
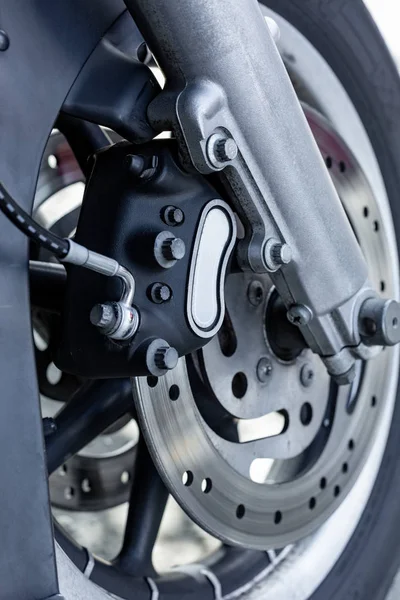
[0,182,69,258]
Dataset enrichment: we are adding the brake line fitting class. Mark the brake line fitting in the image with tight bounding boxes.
[60,240,139,341]
[0,181,139,342]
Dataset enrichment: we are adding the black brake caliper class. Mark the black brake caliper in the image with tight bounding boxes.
[56,140,236,378]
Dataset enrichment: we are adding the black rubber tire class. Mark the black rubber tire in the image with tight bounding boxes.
[262,1,400,599]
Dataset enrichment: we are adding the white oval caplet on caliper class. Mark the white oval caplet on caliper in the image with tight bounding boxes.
[187,200,236,338]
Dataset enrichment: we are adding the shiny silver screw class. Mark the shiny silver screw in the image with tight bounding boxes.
[300,364,314,387]
[215,138,238,162]
[271,243,292,266]
[162,236,186,261]
[287,304,313,326]
[150,283,172,304]
[207,134,238,167]
[257,357,273,383]
[264,238,292,271]
[90,303,117,330]
[162,205,184,227]
[154,346,179,371]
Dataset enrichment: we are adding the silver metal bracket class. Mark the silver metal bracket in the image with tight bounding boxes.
[123,0,400,382]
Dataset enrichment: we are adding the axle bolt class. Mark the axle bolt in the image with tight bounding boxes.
[287,304,313,327]
[247,280,264,307]
[90,303,117,330]
[154,346,179,371]
[162,206,184,227]
[257,357,273,383]
[162,236,186,261]
[149,283,172,304]
[300,364,314,388]
[0,30,9,51]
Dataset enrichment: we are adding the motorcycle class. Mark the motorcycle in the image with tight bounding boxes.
[1,1,400,598]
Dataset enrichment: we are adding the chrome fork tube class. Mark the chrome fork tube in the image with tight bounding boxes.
[123,0,399,381]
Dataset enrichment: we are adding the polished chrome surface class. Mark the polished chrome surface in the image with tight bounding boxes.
[187,200,237,338]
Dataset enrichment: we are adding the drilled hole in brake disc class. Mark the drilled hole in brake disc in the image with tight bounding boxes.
[134,105,388,550]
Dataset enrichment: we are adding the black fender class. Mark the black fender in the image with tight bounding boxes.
[0,2,131,598]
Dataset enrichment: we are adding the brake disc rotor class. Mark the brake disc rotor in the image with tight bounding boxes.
[134,105,396,549]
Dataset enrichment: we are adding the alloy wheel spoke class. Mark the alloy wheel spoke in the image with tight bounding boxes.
[116,436,168,577]
[46,378,133,474]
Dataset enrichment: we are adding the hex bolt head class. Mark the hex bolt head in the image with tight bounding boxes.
[247,280,264,307]
[300,364,314,387]
[215,138,238,162]
[162,205,184,227]
[90,303,117,330]
[154,346,179,371]
[207,134,238,167]
[0,30,9,51]
[264,238,292,271]
[287,304,313,327]
[257,357,273,383]
[271,243,292,266]
[150,283,172,304]
[162,236,186,261]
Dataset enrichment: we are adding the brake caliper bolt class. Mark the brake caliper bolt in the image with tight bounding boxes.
[154,346,179,371]
[207,134,238,167]
[215,138,238,162]
[90,303,117,330]
[264,238,292,271]
[257,357,273,383]
[0,30,9,51]
[271,243,292,266]
[149,283,172,304]
[247,280,264,307]
[162,236,186,261]
[287,304,313,327]
[162,206,184,227]
[300,364,314,388]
